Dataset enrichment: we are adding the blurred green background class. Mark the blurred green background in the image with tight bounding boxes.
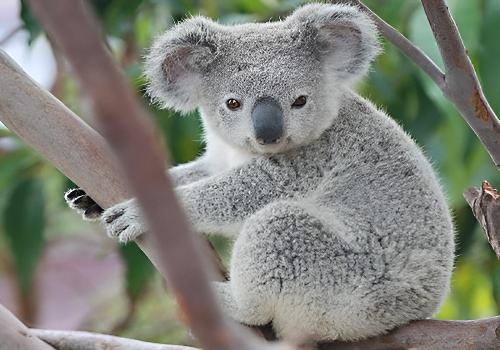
[0,0,499,345]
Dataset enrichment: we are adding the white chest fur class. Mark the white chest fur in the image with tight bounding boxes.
[203,129,256,174]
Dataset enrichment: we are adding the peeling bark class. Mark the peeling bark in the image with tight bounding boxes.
[464,181,500,259]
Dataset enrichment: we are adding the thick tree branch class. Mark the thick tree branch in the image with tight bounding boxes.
[0,305,56,350]
[4,299,500,350]
[0,51,129,210]
[1,303,197,350]
[0,47,183,292]
[323,316,500,350]
[30,329,199,350]
[24,1,278,350]
[419,0,500,257]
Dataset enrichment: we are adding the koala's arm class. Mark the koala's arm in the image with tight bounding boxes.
[177,157,295,235]
[168,158,211,187]
[102,155,298,242]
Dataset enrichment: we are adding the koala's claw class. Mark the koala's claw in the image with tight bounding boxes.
[104,208,125,224]
[100,199,145,243]
[66,187,143,243]
[65,188,104,220]
[65,188,85,200]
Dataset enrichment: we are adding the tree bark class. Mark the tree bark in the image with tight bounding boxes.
[0,305,56,350]
[464,182,500,260]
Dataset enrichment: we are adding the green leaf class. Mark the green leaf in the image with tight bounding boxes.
[119,242,154,298]
[3,178,45,293]
[20,0,42,44]
[91,0,144,37]
[0,129,13,138]
[478,0,500,114]
[0,147,40,191]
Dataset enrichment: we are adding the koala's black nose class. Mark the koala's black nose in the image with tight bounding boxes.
[251,97,284,145]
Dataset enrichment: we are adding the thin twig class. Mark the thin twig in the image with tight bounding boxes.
[333,0,446,89]
[336,0,500,168]
[31,329,199,350]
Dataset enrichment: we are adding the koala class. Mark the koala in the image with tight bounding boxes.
[66,3,455,344]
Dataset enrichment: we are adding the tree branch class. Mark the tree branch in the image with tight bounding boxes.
[321,316,500,350]
[24,1,283,350]
[420,0,500,168]
[335,0,500,168]
[1,302,197,350]
[0,50,129,210]
[0,304,56,350]
[30,329,200,350]
[334,0,446,89]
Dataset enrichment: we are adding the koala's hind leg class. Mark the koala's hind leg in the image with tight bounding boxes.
[221,200,451,342]
[219,200,352,340]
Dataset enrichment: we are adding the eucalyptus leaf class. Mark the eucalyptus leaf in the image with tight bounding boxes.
[3,178,45,293]
[120,242,154,298]
[20,0,42,44]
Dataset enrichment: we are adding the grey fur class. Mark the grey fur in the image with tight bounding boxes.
[73,3,455,343]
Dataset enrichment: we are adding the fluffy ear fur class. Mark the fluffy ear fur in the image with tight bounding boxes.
[144,17,218,113]
[287,3,381,86]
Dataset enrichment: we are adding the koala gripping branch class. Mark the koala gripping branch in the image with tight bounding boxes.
[2,35,500,350]
[0,2,500,350]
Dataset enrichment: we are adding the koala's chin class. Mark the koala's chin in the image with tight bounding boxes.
[248,135,296,155]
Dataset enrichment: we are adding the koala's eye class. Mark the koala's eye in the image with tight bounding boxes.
[226,98,241,110]
[292,95,307,108]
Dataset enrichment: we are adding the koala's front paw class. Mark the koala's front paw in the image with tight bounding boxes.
[101,199,146,243]
[65,188,104,220]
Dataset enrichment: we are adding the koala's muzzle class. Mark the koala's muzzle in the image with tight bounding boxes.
[252,97,284,145]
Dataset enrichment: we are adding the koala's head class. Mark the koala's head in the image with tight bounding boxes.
[145,3,380,155]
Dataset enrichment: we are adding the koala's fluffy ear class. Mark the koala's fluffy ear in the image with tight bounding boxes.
[144,17,218,113]
[287,4,381,86]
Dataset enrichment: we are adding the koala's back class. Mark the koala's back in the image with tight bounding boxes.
[307,91,455,284]
[316,91,454,248]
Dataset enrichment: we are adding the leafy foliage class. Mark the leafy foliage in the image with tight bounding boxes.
[119,243,154,298]
[1,0,499,342]
[2,178,45,293]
